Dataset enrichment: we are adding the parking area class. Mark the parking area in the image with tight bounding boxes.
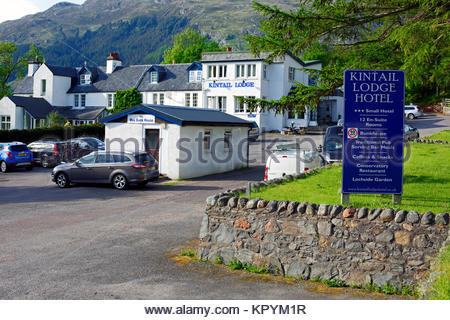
[0,115,447,299]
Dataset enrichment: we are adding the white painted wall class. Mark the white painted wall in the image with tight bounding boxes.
[52,76,72,106]
[105,120,249,180]
[33,65,54,103]
[0,97,19,129]
[177,126,248,179]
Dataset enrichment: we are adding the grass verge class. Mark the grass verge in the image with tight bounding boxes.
[425,129,450,142]
[248,143,450,213]
[425,245,450,300]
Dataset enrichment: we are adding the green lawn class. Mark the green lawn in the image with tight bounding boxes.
[426,246,450,299]
[425,130,450,142]
[249,143,450,213]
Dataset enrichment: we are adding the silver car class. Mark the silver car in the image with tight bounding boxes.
[51,151,159,189]
[404,105,423,119]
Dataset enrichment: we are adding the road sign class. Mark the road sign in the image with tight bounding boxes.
[342,70,405,194]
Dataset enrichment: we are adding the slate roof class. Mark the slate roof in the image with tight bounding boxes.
[14,76,33,94]
[202,51,321,67]
[7,96,53,119]
[56,106,106,120]
[68,63,201,94]
[45,64,78,78]
[101,104,253,127]
[7,96,105,120]
[137,64,202,92]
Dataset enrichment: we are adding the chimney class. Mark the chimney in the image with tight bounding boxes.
[172,60,176,64]
[106,52,122,74]
[28,56,41,77]
[226,47,232,52]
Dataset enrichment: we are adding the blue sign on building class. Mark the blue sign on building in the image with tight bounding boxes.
[342,70,405,194]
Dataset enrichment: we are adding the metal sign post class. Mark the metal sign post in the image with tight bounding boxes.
[342,70,405,204]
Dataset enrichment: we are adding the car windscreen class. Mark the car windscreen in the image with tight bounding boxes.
[9,145,28,152]
[135,153,155,165]
[82,138,105,149]
[324,127,343,151]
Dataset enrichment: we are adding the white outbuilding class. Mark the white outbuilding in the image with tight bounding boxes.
[101,104,253,180]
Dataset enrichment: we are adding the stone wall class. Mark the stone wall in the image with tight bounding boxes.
[198,191,449,289]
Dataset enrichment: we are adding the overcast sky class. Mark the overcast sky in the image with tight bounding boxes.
[0,0,86,23]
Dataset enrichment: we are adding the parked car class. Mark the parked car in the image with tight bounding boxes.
[65,137,105,161]
[52,151,159,189]
[0,142,33,172]
[404,104,423,120]
[28,140,65,168]
[322,126,344,162]
[264,146,324,180]
[249,122,260,141]
[404,124,419,141]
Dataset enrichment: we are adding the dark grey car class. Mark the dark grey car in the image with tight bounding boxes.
[51,151,159,189]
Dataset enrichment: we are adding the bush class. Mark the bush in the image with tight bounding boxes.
[0,124,105,144]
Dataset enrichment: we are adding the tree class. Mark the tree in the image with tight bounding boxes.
[46,111,67,128]
[112,88,142,113]
[243,0,449,112]
[0,41,42,99]
[162,28,224,64]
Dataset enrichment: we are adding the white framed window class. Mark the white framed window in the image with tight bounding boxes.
[247,64,256,77]
[1,115,11,130]
[263,65,268,79]
[159,93,164,105]
[192,93,198,107]
[207,96,227,112]
[41,79,46,96]
[107,94,114,108]
[189,70,202,82]
[218,65,227,78]
[185,93,191,107]
[236,64,245,78]
[207,65,217,79]
[80,74,91,85]
[207,96,216,109]
[153,93,158,104]
[288,67,296,81]
[234,96,255,113]
[203,130,211,150]
[74,95,79,107]
[150,71,158,83]
[224,130,232,150]
[81,94,86,107]
[218,96,227,112]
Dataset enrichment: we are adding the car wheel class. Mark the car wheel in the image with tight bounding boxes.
[0,161,8,173]
[408,113,415,120]
[113,174,128,190]
[56,172,70,188]
[25,166,33,171]
[42,155,49,168]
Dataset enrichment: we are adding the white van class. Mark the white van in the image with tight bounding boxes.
[264,149,324,181]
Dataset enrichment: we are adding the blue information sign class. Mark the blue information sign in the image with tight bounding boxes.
[342,70,405,194]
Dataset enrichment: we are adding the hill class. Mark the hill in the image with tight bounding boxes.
[0,0,297,66]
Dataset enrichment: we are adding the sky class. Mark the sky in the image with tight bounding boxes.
[0,0,86,23]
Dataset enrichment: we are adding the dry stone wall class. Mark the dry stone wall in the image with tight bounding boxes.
[198,183,449,289]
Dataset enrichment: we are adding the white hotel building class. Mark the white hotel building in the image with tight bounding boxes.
[0,51,343,132]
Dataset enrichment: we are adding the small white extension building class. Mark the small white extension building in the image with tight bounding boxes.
[101,104,252,180]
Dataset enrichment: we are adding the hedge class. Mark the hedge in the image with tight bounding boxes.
[0,124,105,144]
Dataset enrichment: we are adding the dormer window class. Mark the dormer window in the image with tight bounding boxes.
[189,70,202,82]
[80,74,91,85]
[150,71,158,83]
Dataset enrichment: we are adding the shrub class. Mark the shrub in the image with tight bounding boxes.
[0,124,105,144]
